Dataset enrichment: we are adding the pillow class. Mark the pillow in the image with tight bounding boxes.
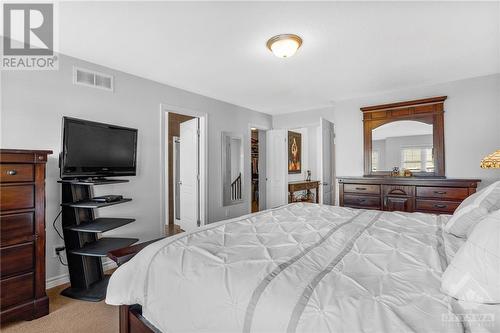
[445,181,500,237]
[441,209,500,303]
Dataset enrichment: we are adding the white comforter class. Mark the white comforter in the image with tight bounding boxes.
[106,203,498,333]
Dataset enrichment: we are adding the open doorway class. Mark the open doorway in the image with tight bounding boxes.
[169,112,198,232]
[250,128,267,213]
[162,106,207,235]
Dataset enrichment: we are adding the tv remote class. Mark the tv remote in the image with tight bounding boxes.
[92,195,123,203]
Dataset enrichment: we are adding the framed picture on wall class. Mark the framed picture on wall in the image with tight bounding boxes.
[288,131,301,174]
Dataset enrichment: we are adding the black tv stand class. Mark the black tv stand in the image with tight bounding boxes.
[58,178,138,301]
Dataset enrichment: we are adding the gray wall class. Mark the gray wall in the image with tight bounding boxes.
[1,54,271,285]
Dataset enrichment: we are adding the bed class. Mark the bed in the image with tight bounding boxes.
[106,203,500,333]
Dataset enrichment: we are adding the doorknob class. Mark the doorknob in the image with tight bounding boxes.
[321,182,328,185]
[178,181,182,185]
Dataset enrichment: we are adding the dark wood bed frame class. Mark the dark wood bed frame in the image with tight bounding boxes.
[119,304,159,333]
[110,240,162,333]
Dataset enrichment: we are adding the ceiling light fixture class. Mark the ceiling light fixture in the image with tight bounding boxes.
[266,34,302,58]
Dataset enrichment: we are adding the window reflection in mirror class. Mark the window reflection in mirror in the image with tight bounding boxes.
[371,120,434,173]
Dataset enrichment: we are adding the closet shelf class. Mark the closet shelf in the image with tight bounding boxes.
[64,218,136,233]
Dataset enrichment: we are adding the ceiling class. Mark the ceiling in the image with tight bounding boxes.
[59,2,500,115]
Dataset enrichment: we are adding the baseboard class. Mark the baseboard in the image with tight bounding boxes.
[46,259,118,290]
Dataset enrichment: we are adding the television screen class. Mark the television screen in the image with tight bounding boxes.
[60,117,138,178]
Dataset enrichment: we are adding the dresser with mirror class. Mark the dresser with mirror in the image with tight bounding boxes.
[339,96,480,214]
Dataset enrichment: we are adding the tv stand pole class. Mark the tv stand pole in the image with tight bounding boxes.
[58,178,138,301]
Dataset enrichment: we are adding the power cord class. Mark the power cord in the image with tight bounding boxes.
[52,210,67,266]
[57,253,68,266]
[52,210,64,240]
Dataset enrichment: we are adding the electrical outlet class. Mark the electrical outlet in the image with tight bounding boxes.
[225,209,229,217]
[53,245,65,258]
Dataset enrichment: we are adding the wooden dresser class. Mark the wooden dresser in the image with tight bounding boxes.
[338,177,480,214]
[0,149,52,324]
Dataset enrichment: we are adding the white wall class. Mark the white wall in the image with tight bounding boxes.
[273,107,334,129]
[1,54,271,284]
[273,74,500,200]
[273,108,335,183]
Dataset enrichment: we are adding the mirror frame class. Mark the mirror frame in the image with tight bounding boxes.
[221,131,244,206]
[361,96,447,177]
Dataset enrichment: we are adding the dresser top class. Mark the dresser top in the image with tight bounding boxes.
[338,176,481,187]
[1,149,53,154]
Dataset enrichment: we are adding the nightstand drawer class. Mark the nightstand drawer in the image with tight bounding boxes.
[0,165,34,183]
[344,184,380,195]
[416,186,469,200]
[416,199,460,214]
[344,194,381,209]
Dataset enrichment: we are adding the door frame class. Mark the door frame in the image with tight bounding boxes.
[160,103,208,236]
[173,135,180,222]
[265,128,289,209]
[319,117,336,205]
[247,123,271,213]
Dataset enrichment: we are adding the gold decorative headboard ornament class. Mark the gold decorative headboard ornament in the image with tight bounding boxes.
[480,150,500,169]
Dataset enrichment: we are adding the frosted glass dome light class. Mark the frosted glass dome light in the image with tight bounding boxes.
[266,34,303,58]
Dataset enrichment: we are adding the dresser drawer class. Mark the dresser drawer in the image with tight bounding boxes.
[0,272,34,310]
[0,242,34,278]
[0,212,34,247]
[0,185,34,211]
[344,184,380,195]
[416,186,469,200]
[416,199,460,214]
[344,194,381,209]
[0,165,34,183]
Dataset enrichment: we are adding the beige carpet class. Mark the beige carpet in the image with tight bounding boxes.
[2,283,118,333]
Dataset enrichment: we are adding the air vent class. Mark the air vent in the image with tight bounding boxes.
[73,67,114,91]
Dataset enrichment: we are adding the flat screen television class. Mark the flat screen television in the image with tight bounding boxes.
[60,117,138,179]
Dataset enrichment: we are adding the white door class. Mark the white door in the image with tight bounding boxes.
[258,130,267,211]
[179,118,199,231]
[320,118,335,205]
[266,129,287,209]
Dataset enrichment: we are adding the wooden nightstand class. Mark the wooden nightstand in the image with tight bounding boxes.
[288,180,320,203]
[107,224,183,266]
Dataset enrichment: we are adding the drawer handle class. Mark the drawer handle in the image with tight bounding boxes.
[6,170,17,176]
[355,187,367,191]
[434,204,447,208]
[434,191,447,195]
[358,199,366,202]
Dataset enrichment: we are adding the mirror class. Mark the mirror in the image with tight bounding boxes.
[371,120,434,173]
[361,96,446,177]
[222,132,244,206]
